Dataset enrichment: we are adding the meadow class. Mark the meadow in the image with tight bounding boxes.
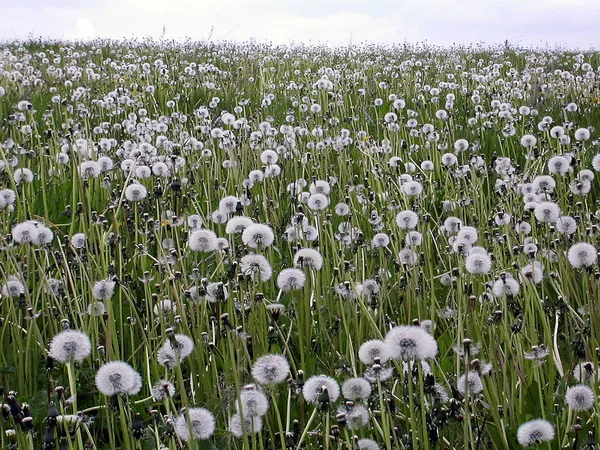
[0,39,600,449]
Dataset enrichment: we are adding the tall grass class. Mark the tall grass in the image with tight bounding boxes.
[0,39,599,449]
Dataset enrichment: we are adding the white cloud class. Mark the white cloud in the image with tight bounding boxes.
[0,0,598,49]
[75,17,95,39]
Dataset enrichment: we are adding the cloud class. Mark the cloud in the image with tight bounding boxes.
[0,0,598,49]
[75,17,95,39]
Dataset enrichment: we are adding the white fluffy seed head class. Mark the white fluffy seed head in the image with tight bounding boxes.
[457,371,483,396]
[344,404,370,429]
[228,413,263,437]
[125,183,147,202]
[236,386,269,417]
[242,224,275,248]
[534,201,561,223]
[341,377,372,401]
[384,325,438,361]
[517,419,555,446]
[396,210,419,229]
[592,154,600,171]
[465,253,492,274]
[547,155,570,174]
[358,339,391,365]
[174,408,215,441]
[92,279,116,300]
[293,248,324,270]
[189,229,218,252]
[157,334,195,367]
[372,233,390,248]
[520,134,537,148]
[49,329,92,363]
[2,276,25,298]
[357,438,380,450]
[70,232,86,248]
[491,276,520,297]
[567,242,597,269]
[219,195,239,213]
[302,375,340,404]
[12,221,39,244]
[95,361,142,396]
[276,268,306,291]
[556,216,577,234]
[251,354,290,385]
[225,216,254,234]
[240,254,272,282]
[565,384,595,411]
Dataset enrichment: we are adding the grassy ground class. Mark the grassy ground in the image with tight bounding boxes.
[0,39,599,449]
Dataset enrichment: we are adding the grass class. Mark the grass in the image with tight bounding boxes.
[0,38,599,449]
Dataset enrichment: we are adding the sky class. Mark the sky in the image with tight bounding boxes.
[1,0,599,49]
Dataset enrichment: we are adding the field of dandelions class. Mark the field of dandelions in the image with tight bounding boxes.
[0,40,600,450]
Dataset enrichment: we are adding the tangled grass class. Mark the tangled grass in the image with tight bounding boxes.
[0,39,599,449]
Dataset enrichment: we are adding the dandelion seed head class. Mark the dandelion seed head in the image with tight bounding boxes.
[79,161,101,178]
[2,277,25,298]
[398,249,419,265]
[358,339,391,365]
[492,275,520,297]
[334,203,350,216]
[307,193,330,211]
[276,268,306,291]
[457,371,483,396]
[219,195,239,214]
[372,233,390,248]
[534,201,561,223]
[242,224,275,248]
[236,386,269,417]
[592,154,600,172]
[92,279,116,300]
[0,189,16,208]
[95,361,142,396]
[520,134,537,148]
[532,175,556,193]
[225,216,254,234]
[240,253,272,281]
[575,128,591,141]
[357,439,380,450]
[402,180,423,196]
[567,242,597,269]
[454,138,469,152]
[303,375,340,404]
[228,413,263,437]
[70,233,86,249]
[251,354,290,385]
[517,419,555,446]
[520,262,544,284]
[565,384,595,411]
[151,380,175,400]
[385,325,438,361]
[396,210,419,230]
[465,252,492,274]
[293,248,323,270]
[13,168,34,184]
[125,183,147,202]
[341,377,372,401]
[189,229,218,252]
[174,408,215,441]
[211,209,228,224]
[547,155,570,175]
[49,330,92,363]
[12,221,39,244]
[443,216,462,233]
[344,404,370,429]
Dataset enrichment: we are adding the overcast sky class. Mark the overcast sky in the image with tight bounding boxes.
[1,0,599,49]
